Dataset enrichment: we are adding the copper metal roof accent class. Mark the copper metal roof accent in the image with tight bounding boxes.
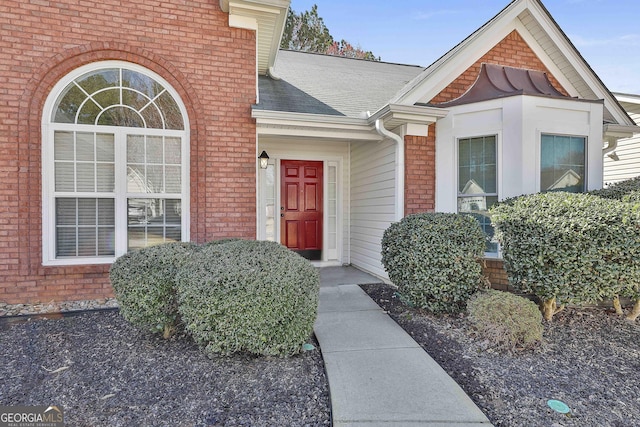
[433,63,571,107]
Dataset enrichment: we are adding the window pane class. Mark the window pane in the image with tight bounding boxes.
[93,88,120,110]
[165,166,181,193]
[56,227,77,257]
[458,195,499,253]
[78,228,97,256]
[127,135,145,163]
[122,88,150,111]
[76,132,94,161]
[147,165,164,192]
[146,136,163,164]
[76,69,119,93]
[96,164,115,192]
[55,163,75,192]
[458,136,496,195]
[77,99,101,125]
[77,199,96,225]
[122,69,164,99]
[458,136,498,253]
[98,106,144,127]
[96,133,114,162]
[157,91,184,130]
[140,105,164,129]
[56,198,76,225]
[127,164,147,193]
[54,131,74,160]
[76,163,95,192]
[53,84,86,123]
[55,197,115,257]
[541,134,585,193]
[97,227,115,256]
[165,137,181,164]
[127,198,181,250]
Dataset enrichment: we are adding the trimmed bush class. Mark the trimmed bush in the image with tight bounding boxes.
[467,290,543,351]
[176,240,319,356]
[491,192,640,320]
[381,212,487,313]
[109,242,199,338]
[590,176,640,200]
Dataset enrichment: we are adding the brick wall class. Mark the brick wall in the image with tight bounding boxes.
[404,132,436,215]
[430,30,567,104]
[482,259,512,291]
[1,0,257,303]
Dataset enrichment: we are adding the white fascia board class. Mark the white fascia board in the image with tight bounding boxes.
[614,93,640,105]
[221,0,289,74]
[604,123,640,139]
[252,109,380,141]
[368,104,449,129]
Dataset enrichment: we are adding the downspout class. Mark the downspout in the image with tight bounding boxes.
[602,136,618,158]
[374,118,405,221]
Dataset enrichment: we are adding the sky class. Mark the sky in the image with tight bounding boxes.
[288,0,640,94]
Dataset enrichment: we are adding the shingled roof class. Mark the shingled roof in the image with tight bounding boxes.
[254,50,424,118]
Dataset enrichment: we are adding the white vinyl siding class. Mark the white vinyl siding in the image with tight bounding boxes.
[350,139,396,279]
[603,100,640,184]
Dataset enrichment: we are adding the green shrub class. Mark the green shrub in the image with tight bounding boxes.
[590,176,640,200]
[109,242,199,338]
[491,192,640,320]
[176,240,319,356]
[381,212,487,313]
[467,290,543,351]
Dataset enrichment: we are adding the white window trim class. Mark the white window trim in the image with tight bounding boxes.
[42,61,190,266]
[455,132,502,258]
[537,131,588,193]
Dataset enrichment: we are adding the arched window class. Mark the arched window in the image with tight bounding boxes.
[42,61,189,265]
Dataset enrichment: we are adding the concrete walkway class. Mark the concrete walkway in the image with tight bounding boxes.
[315,266,493,427]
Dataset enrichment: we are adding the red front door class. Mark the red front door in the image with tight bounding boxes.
[281,160,323,260]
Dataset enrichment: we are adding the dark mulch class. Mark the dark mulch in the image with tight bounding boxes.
[0,311,331,427]
[361,283,640,427]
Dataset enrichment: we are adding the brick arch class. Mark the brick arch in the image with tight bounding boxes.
[18,43,203,274]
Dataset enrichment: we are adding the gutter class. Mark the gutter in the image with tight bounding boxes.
[603,123,640,157]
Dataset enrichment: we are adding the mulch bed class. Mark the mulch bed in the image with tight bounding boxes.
[0,310,331,426]
[361,283,640,427]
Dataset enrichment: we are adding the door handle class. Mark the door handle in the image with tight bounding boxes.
[280,213,285,217]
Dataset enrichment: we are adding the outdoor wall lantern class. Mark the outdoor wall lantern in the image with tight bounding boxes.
[258,150,270,169]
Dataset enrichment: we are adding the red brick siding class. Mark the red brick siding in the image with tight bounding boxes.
[482,259,513,291]
[430,30,568,104]
[404,132,436,215]
[1,0,257,303]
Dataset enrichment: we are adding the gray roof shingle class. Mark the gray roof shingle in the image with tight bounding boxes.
[255,50,424,118]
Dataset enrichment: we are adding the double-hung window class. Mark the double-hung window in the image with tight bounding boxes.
[457,135,498,253]
[43,62,189,265]
[540,134,586,193]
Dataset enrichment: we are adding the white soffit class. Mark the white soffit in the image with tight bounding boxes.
[220,0,289,75]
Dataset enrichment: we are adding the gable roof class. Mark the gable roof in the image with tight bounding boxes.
[390,0,634,126]
[254,50,424,118]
